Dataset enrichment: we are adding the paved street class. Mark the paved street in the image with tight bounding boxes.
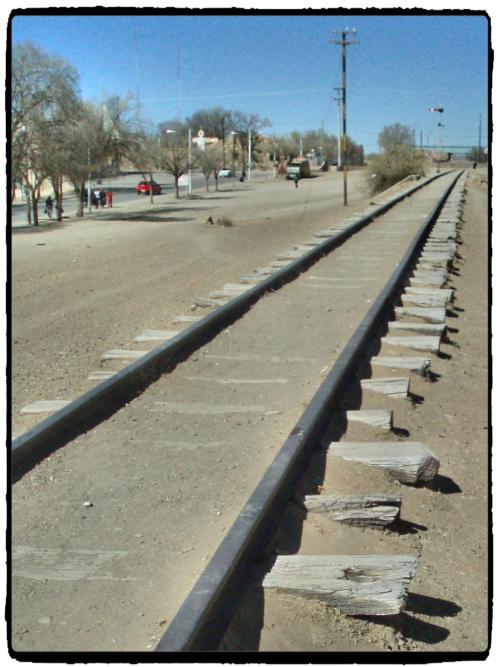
[10,170,275,228]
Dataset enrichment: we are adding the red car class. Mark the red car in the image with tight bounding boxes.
[136,180,162,195]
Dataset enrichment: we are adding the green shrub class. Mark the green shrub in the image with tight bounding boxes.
[368,145,426,194]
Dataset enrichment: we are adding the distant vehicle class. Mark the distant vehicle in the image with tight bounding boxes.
[217,168,232,178]
[286,159,311,180]
[136,180,162,195]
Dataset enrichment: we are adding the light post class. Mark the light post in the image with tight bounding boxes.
[230,131,238,185]
[87,146,92,213]
[248,131,251,181]
[188,127,192,197]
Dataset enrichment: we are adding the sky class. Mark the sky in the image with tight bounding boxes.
[9,9,490,155]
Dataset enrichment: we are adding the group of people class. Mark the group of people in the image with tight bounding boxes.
[82,188,113,209]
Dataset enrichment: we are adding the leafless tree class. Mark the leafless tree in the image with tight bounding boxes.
[12,41,80,223]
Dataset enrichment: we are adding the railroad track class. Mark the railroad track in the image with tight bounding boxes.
[11,169,467,653]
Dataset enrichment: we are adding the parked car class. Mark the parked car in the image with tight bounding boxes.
[136,180,162,195]
[217,169,232,178]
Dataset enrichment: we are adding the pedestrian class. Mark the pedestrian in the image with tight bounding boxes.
[294,175,299,188]
[106,189,113,207]
[82,189,88,207]
[44,195,53,218]
[100,189,107,207]
[91,190,97,209]
[93,189,100,209]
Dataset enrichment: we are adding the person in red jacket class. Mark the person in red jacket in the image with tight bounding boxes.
[106,189,113,207]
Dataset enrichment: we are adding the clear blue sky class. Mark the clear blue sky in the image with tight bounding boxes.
[11,11,489,154]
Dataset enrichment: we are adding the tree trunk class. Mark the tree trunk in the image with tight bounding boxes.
[175,177,180,199]
[31,198,39,226]
[26,192,32,225]
[205,175,209,192]
[149,169,154,204]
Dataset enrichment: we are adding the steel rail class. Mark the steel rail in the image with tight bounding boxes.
[11,171,452,473]
[155,170,464,652]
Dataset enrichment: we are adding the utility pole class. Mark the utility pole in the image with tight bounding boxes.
[333,87,342,169]
[478,114,482,161]
[330,28,359,206]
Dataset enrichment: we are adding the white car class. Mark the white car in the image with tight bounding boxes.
[217,169,232,178]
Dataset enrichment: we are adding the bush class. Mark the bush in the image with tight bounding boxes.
[368,145,426,194]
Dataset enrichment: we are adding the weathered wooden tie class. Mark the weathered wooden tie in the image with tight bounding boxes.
[20,400,72,414]
[173,314,203,324]
[263,554,418,616]
[409,275,447,288]
[191,296,230,308]
[304,494,402,526]
[134,329,178,342]
[388,321,445,337]
[401,293,449,308]
[102,349,148,360]
[394,306,446,323]
[87,370,117,381]
[328,441,440,484]
[360,377,410,398]
[346,409,393,431]
[381,335,441,354]
[371,356,431,376]
[405,286,453,303]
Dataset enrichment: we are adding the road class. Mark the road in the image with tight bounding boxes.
[11,170,274,227]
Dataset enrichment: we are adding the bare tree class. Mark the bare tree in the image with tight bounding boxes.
[11,41,80,223]
[162,132,190,199]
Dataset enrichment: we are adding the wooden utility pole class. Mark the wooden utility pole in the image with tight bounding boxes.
[330,29,359,206]
[333,87,342,170]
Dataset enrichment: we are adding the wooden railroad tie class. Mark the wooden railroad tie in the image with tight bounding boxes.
[20,399,72,414]
[371,356,431,376]
[191,296,230,309]
[328,441,440,484]
[401,293,449,309]
[304,494,402,527]
[394,306,446,324]
[346,409,393,431]
[134,329,178,342]
[360,377,410,399]
[381,335,441,354]
[388,321,446,337]
[101,349,148,360]
[263,554,419,616]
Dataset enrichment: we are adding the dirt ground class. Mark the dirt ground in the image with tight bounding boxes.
[11,169,370,437]
[9,167,489,655]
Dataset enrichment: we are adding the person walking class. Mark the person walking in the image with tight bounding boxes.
[93,189,100,209]
[106,189,113,207]
[293,175,299,188]
[44,195,53,218]
[100,189,107,207]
